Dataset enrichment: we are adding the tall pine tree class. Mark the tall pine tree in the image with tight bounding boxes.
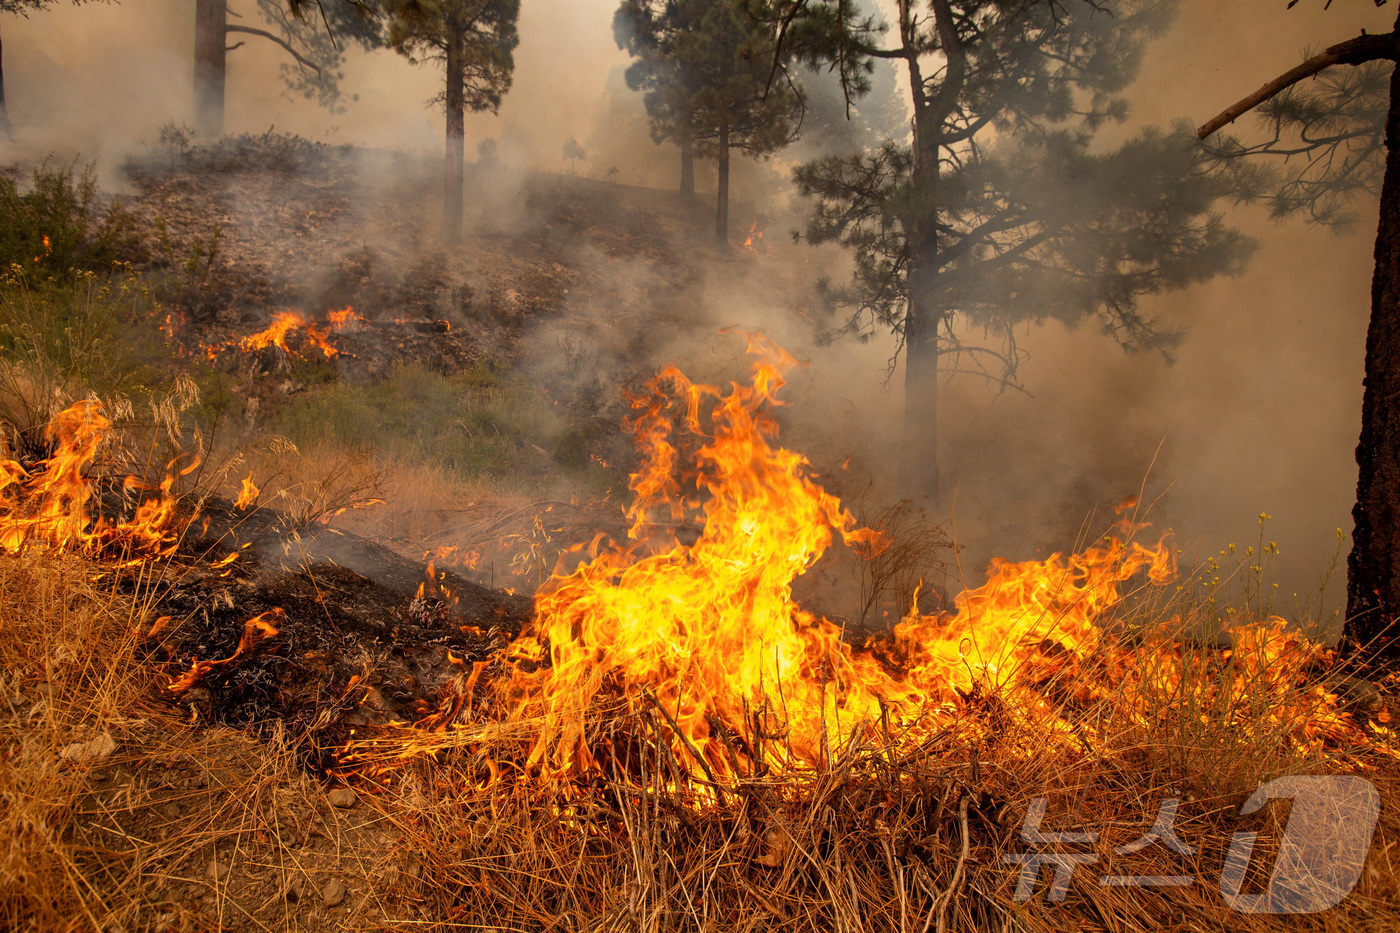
[1197,2,1400,663]
[789,0,1253,500]
[615,0,805,245]
[386,0,519,244]
[192,0,381,139]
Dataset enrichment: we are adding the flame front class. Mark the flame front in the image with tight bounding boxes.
[508,337,1179,781]
[205,307,366,361]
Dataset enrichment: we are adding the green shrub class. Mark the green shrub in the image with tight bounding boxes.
[0,160,143,276]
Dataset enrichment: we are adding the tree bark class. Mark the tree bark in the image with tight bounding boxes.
[895,0,945,501]
[443,22,466,245]
[1346,31,1400,662]
[194,0,228,139]
[715,123,730,245]
[898,121,943,501]
[0,20,11,140]
[679,131,695,197]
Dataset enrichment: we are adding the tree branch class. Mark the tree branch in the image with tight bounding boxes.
[1197,31,1396,139]
[225,24,323,75]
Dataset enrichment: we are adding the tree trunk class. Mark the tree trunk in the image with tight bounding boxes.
[194,0,228,139]
[1346,37,1400,663]
[0,20,11,140]
[442,23,466,245]
[715,124,730,246]
[898,128,942,501]
[679,131,695,197]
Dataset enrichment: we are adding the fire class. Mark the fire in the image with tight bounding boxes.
[168,609,282,696]
[478,335,1378,793]
[423,545,481,570]
[742,222,763,251]
[501,336,1178,781]
[234,472,260,509]
[204,307,367,361]
[0,401,191,558]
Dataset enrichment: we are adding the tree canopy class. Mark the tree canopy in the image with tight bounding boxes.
[385,0,519,115]
[788,0,1254,499]
[615,0,811,242]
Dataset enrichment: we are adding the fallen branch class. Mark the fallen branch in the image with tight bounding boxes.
[928,793,971,933]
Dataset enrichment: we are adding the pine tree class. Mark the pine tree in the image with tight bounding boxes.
[192,0,382,139]
[615,0,807,245]
[788,0,1253,501]
[386,0,519,245]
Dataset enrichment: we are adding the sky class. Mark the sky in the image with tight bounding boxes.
[3,0,1398,618]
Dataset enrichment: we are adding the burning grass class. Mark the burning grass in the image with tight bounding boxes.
[0,334,1398,931]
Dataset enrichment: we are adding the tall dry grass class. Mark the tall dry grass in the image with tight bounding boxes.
[337,519,1400,933]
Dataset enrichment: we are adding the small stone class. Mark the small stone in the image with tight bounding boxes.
[60,731,116,763]
[321,878,346,907]
[284,877,304,902]
[327,787,358,809]
[206,859,229,883]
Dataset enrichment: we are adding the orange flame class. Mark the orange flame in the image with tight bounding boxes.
[501,335,1187,781]
[0,401,190,558]
[234,473,260,509]
[169,609,283,695]
[205,307,367,361]
[318,337,1393,790]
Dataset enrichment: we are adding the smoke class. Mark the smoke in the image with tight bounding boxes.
[0,0,1393,626]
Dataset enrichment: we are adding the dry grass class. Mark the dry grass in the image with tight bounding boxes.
[1,478,1397,931]
[332,527,1400,933]
[0,553,433,932]
[357,680,1400,933]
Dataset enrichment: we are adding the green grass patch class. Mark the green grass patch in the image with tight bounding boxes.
[277,363,565,480]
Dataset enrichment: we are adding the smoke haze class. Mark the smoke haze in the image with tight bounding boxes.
[2,0,1394,622]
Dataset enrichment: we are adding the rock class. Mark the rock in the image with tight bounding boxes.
[60,731,116,763]
[327,787,358,809]
[321,878,347,907]
[206,859,229,883]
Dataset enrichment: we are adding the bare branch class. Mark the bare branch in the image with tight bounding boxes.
[1198,31,1395,139]
[225,24,324,75]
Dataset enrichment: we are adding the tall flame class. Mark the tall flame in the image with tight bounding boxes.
[507,336,1177,781]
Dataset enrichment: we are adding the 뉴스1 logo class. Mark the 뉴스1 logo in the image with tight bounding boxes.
[1002,775,1380,913]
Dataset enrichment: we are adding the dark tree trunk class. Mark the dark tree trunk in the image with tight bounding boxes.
[0,20,11,140]
[898,113,942,502]
[715,124,730,245]
[443,23,466,245]
[900,254,941,500]
[679,131,695,197]
[194,0,228,139]
[1346,35,1400,662]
